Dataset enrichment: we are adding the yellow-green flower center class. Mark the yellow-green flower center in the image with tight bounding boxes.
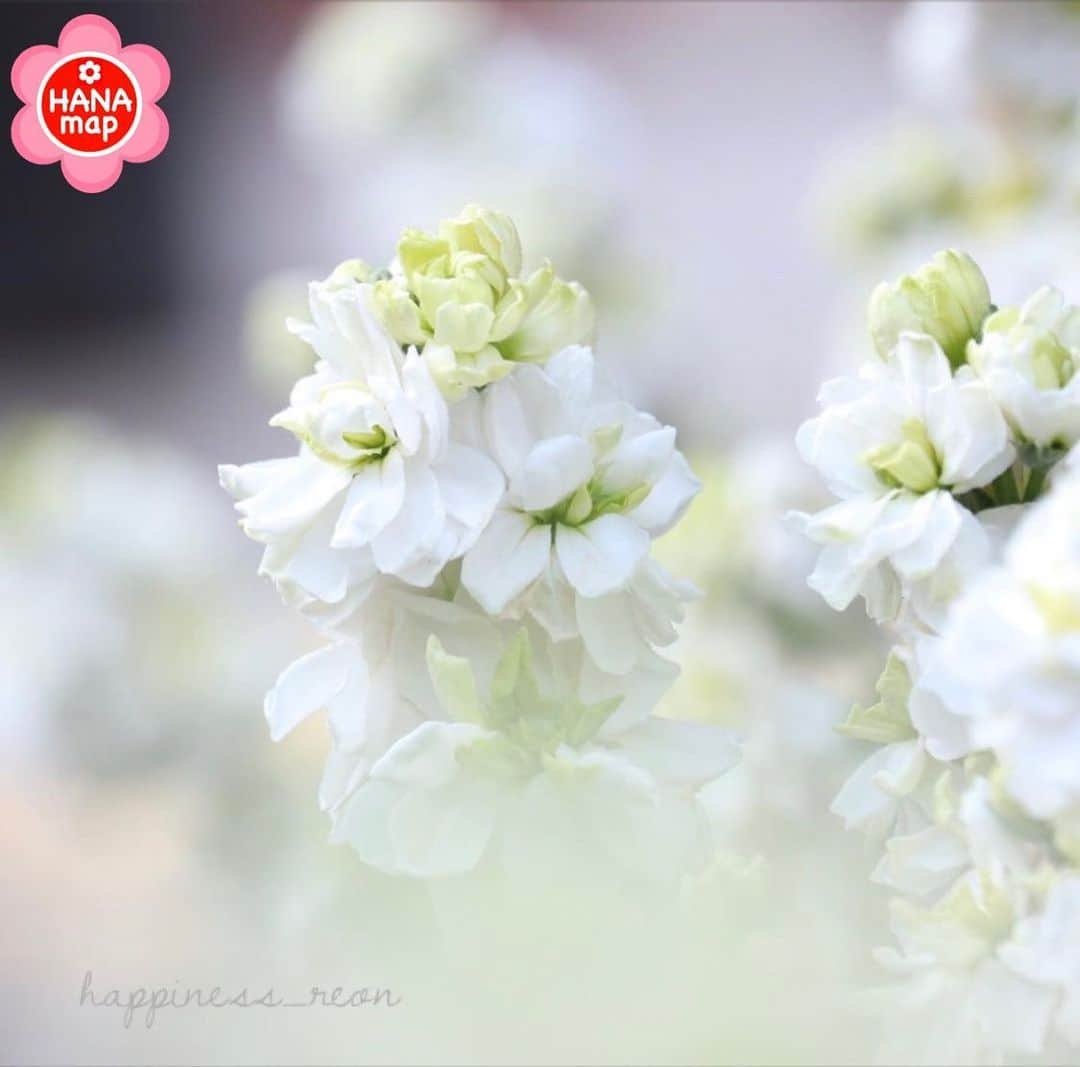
[864,418,941,493]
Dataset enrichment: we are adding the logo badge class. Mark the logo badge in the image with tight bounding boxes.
[11,14,169,193]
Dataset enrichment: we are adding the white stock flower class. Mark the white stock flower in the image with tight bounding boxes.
[223,205,733,892]
[461,346,700,620]
[969,287,1080,450]
[876,870,1056,1065]
[323,626,738,879]
[1002,875,1080,1046]
[220,275,503,608]
[795,333,1013,619]
[910,465,1080,817]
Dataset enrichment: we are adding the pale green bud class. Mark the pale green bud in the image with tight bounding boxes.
[1028,332,1074,389]
[439,204,522,280]
[451,249,508,295]
[423,343,512,400]
[323,258,374,290]
[864,418,941,493]
[371,279,429,346]
[981,304,1076,389]
[393,208,592,392]
[562,484,593,526]
[397,230,450,291]
[499,264,596,363]
[432,302,497,354]
[413,273,494,334]
[489,280,531,342]
[868,249,992,366]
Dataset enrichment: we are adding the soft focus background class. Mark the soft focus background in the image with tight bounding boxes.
[0,2,1014,1064]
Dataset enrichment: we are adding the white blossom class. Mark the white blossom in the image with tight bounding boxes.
[222,205,735,889]
[265,609,735,879]
[970,287,1080,450]
[795,332,1012,620]
[221,274,503,607]
[910,463,1080,818]
[461,345,699,617]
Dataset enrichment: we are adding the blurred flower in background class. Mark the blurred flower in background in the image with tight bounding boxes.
[813,0,1080,374]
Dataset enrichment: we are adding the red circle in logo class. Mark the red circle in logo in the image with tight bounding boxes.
[37,53,141,155]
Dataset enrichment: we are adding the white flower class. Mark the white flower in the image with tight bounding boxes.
[220,276,503,608]
[795,332,1013,619]
[910,467,1080,817]
[1001,875,1080,1046]
[903,503,1019,635]
[260,561,690,810]
[969,287,1080,450]
[461,346,699,616]
[323,626,738,878]
[223,206,733,892]
[831,737,927,842]
[875,872,1056,1065]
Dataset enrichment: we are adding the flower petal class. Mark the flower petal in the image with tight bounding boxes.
[555,514,649,598]
[331,449,405,549]
[264,643,354,741]
[232,453,351,540]
[371,459,446,577]
[601,427,675,494]
[509,434,593,511]
[627,450,700,535]
[435,443,504,539]
[461,509,552,613]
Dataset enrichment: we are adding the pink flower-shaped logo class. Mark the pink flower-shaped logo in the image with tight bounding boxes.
[11,14,169,193]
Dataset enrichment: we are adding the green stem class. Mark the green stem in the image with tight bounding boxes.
[991,469,1020,505]
[1024,466,1047,502]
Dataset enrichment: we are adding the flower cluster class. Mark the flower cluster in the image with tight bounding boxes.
[221,206,736,880]
[798,250,1080,1063]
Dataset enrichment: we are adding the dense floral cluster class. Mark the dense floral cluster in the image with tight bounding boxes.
[798,249,1080,1063]
[222,206,736,880]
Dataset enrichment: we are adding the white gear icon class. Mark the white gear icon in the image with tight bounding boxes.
[78,60,101,85]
